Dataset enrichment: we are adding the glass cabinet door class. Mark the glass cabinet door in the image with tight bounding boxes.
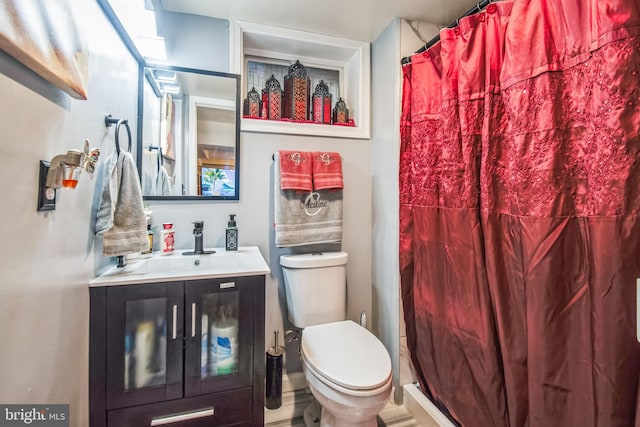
[201,291,240,378]
[106,282,184,409]
[184,278,254,397]
[124,297,167,390]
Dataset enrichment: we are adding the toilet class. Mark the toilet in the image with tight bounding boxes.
[280,252,392,427]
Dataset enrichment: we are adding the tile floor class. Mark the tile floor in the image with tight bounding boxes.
[267,401,419,426]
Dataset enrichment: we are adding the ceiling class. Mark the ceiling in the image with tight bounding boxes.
[160,0,478,42]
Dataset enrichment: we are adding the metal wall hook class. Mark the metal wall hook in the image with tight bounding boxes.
[104,114,131,155]
[104,113,122,127]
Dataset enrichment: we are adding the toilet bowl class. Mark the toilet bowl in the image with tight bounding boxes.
[301,320,392,427]
[280,252,392,426]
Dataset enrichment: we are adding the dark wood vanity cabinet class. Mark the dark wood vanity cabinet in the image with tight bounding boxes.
[89,275,265,427]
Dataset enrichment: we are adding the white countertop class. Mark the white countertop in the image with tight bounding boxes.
[90,246,270,287]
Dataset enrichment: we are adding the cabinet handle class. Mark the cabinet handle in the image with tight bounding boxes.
[191,302,196,337]
[150,407,214,425]
[171,305,177,340]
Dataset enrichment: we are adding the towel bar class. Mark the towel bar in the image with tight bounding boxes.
[271,152,343,161]
[105,114,132,155]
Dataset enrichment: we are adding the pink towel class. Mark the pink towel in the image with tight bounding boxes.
[312,152,343,190]
[278,150,313,191]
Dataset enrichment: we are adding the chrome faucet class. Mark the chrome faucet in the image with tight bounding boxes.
[183,221,215,255]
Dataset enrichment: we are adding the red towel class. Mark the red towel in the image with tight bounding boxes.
[312,152,343,190]
[278,150,313,191]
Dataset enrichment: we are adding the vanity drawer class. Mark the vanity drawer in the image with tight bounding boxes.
[107,388,252,427]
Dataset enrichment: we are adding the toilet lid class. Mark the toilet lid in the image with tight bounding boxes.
[301,320,391,391]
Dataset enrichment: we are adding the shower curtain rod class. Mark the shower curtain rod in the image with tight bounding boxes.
[401,0,494,65]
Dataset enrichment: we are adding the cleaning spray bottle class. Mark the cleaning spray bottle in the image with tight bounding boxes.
[225,214,238,251]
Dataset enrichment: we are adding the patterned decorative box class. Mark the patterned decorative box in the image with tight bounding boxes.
[283,60,310,121]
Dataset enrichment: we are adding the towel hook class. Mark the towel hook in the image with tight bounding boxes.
[105,114,132,155]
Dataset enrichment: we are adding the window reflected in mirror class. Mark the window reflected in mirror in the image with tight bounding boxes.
[140,66,240,200]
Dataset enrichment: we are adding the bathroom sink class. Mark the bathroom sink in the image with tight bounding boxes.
[90,246,270,286]
[141,251,246,274]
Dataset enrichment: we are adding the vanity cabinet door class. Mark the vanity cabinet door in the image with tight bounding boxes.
[183,277,255,397]
[105,282,184,409]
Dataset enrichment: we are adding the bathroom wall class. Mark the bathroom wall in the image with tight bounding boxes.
[143,12,373,370]
[371,18,439,399]
[157,11,230,73]
[0,1,139,425]
[0,6,375,425]
[148,134,373,368]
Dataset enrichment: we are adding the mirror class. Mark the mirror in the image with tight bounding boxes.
[139,65,240,199]
[96,0,240,200]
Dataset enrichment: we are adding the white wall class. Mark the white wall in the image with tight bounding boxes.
[371,17,402,398]
[147,132,372,371]
[148,12,373,371]
[158,11,230,73]
[371,17,438,401]
[0,1,138,425]
[0,6,373,425]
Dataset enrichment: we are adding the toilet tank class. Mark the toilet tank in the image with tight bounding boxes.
[280,252,348,328]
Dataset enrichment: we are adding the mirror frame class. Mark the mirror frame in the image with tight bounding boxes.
[97,0,242,201]
[139,64,241,201]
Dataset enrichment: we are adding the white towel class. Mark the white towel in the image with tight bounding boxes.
[142,150,173,196]
[141,149,158,196]
[95,150,149,256]
[274,152,343,247]
[156,165,172,196]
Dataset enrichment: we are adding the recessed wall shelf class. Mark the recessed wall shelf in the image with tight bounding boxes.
[232,21,370,139]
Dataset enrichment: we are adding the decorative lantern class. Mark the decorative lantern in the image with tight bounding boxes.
[312,80,332,124]
[243,87,262,118]
[262,75,283,120]
[284,60,310,121]
[332,97,350,124]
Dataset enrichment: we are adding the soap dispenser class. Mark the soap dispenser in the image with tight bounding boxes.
[225,214,238,251]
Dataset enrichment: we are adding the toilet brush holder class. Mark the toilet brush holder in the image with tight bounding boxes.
[266,330,284,410]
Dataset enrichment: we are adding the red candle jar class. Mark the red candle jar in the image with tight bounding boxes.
[243,87,262,118]
[312,80,332,124]
[263,74,283,120]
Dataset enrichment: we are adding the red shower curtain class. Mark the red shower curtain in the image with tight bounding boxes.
[400,1,640,426]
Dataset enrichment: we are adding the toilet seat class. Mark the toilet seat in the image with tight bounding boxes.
[303,358,393,398]
[301,320,392,395]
